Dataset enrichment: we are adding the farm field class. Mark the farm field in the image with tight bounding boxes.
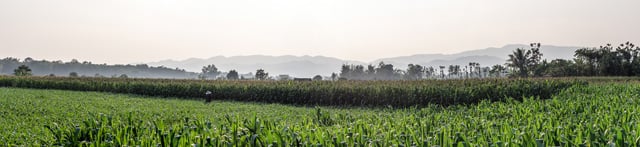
[3,0,637,146]
[2,81,640,146]
[0,76,588,107]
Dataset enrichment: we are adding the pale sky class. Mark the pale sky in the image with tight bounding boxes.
[1,0,639,64]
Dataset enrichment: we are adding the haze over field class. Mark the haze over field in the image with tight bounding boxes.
[1,0,639,65]
[6,1,640,146]
[146,44,579,77]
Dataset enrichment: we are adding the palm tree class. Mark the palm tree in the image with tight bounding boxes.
[507,48,531,77]
[474,63,481,78]
[439,66,445,79]
[454,65,461,78]
[468,62,480,78]
[490,64,506,77]
[464,66,469,78]
[468,62,474,77]
[13,65,32,76]
[448,65,455,78]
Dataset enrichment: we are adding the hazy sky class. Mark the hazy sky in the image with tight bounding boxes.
[1,0,639,64]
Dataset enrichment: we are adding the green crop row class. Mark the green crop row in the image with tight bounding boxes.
[2,82,638,146]
[0,76,586,107]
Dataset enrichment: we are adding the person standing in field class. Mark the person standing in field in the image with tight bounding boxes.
[205,91,213,103]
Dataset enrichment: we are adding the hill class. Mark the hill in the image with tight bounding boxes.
[0,58,197,79]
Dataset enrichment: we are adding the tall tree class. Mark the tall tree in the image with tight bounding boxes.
[339,64,352,80]
[489,64,506,77]
[464,66,469,78]
[574,48,597,76]
[366,64,376,80]
[447,65,460,78]
[201,64,221,79]
[448,65,455,78]
[13,65,32,76]
[506,43,542,77]
[468,62,475,77]
[405,64,424,80]
[353,65,365,80]
[528,43,543,71]
[481,67,490,78]
[226,70,239,80]
[507,48,530,77]
[468,62,480,78]
[425,66,435,79]
[376,62,395,80]
[439,66,445,79]
[331,73,338,81]
[598,44,622,76]
[474,63,481,78]
[255,69,269,80]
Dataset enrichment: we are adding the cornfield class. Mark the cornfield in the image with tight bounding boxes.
[1,82,640,146]
[0,76,586,107]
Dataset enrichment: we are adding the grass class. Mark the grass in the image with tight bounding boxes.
[2,82,640,146]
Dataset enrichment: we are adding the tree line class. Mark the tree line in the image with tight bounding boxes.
[1,57,197,78]
[506,42,640,77]
[336,42,640,80]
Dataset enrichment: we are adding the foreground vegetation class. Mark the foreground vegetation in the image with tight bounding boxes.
[0,76,585,107]
[2,81,640,146]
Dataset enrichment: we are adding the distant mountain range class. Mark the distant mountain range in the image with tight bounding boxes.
[148,55,366,78]
[147,44,581,78]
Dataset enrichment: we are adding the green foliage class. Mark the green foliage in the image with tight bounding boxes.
[406,64,425,80]
[69,72,79,77]
[468,62,480,78]
[227,70,239,80]
[340,62,404,80]
[13,65,32,76]
[507,43,542,77]
[201,64,221,79]
[574,42,640,76]
[544,59,578,77]
[255,69,268,80]
[0,76,584,107]
[489,64,506,77]
[2,82,640,146]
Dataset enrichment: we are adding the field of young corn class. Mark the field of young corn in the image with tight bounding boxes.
[1,79,640,146]
[0,76,588,107]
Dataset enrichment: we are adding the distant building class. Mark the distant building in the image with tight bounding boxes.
[240,72,254,80]
[278,74,291,80]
